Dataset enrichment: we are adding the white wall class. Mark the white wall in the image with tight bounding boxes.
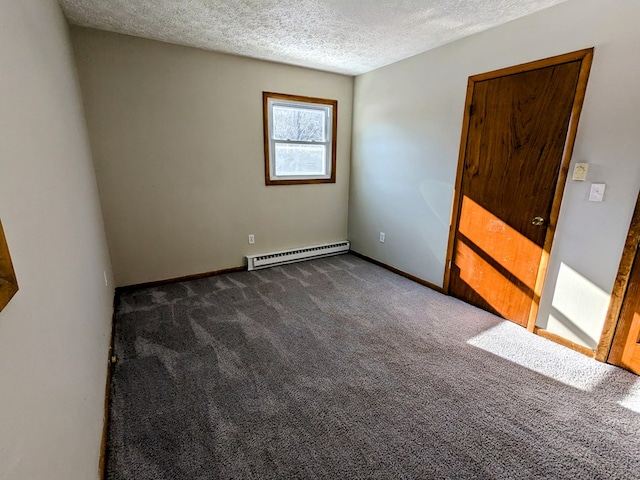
[349,0,640,349]
[71,28,354,287]
[0,1,113,479]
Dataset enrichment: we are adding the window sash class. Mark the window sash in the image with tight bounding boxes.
[267,98,333,181]
[271,104,328,142]
[273,143,328,177]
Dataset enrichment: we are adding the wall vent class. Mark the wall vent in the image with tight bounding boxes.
[246,241,350,271]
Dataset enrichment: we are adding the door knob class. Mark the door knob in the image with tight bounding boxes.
[531,216,545,226]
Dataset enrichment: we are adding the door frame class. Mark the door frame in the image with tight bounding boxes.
[596,191,640,363]
[443,48,594,332]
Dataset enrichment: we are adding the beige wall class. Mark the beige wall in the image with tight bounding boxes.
[71,27,354,287]
[0,1,113,479]
[349,0,640,349]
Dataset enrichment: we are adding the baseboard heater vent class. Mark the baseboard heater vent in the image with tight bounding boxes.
[246,241,350,271]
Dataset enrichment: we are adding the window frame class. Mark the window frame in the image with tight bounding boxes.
[263,92,338,185]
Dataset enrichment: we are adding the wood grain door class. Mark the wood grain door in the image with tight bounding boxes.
[605,194,640,374]
[446,50,593,328]
[610,253,640,374]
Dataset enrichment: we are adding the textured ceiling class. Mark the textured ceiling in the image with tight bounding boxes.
[60,0,569,75]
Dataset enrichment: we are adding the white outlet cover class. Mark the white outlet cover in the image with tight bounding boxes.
[589,183,605,202]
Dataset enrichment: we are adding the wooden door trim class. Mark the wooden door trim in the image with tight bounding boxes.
[534,326,596,358]
[0,219,19,313]
[443,48,594,333]
[597,192,640,363]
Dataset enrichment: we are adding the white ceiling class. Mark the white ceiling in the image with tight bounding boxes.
[60,0,569,75]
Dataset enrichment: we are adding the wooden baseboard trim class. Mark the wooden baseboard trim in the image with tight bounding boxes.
[533,327,596,358]
[350,250,446,294]
[99,295,118,480]
[116,266,246,293]
[98,352,112,480]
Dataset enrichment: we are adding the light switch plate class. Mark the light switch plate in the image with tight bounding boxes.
[589,183,605,202]
[572,162,589,181]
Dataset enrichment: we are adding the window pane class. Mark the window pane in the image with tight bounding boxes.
[272,105,326,142]
[274,144,326,176]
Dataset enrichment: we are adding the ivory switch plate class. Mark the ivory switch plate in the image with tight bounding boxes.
[572,162,589,181]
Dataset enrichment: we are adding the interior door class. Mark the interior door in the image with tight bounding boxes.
[447,50,593,327]
[609,241,640,374]
[599,191,640,373]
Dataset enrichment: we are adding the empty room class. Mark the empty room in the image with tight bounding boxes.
[2,0,640,479]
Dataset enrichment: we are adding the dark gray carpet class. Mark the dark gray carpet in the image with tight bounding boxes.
[106,254,640,480]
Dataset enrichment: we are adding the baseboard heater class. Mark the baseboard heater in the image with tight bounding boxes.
[246,241,350,271]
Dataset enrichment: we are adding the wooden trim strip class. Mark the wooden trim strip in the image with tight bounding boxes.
[350,250,446,294]
[598,191,640,363]
[263,91,270,186]
[98,295,118,480]
[116,266,246,293]
[534,327,596,358]
[0,219,19,313]
[469,48,594,83]
[442,76,475,293]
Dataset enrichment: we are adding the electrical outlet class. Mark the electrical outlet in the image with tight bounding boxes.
[379,232,385,243]
[248,234,255,244]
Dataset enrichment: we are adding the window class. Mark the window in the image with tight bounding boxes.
[263,92,337,185]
